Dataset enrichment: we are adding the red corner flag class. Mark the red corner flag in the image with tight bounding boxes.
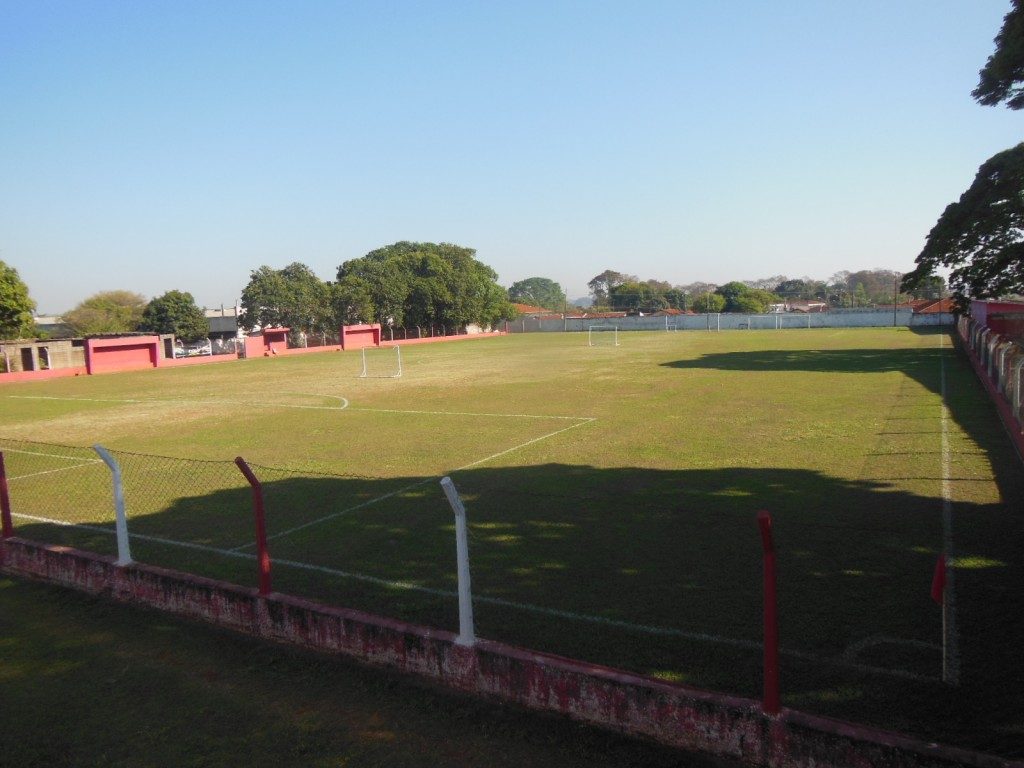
[931,555,947,604]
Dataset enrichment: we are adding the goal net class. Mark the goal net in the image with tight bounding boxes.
[588,325,619,347]
[359,346,403,378]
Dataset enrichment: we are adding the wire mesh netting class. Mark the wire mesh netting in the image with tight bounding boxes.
[2,432,1023,755]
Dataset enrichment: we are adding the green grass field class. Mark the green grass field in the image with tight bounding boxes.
[2,328,1022,756]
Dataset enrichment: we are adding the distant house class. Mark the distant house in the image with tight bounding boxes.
[33,314,74,337]
[511,303,552,317]
[911,298,954,314]
[786,300,828,313]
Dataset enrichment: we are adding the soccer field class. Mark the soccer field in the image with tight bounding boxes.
[1,327,1021,752]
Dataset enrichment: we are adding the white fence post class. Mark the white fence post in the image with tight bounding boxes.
[93,444,132,566]
[440,476,476,646]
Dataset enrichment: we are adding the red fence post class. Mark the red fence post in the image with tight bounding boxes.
[235,457,271,595]
[0,452,12,538]
[757,510,781,715]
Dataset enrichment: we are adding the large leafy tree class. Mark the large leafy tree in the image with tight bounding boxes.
[903,143,1024,308]
[691,291,725,313]
[239,263,333,337]
[714,281,779,313]
[905,4,1024,305]
[138,290,208,342]
[0,260,36,339]
[974,0,1024,109]
[587,270,634,306]
[508,277,565,310]
[63,291,146,336]
[608,281,669,313]
[336,242,513,330]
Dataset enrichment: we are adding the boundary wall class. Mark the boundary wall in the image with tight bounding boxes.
[509,309,951,333]
[1,537,1017,768]
[0,328,505,383]
[957,315,1024,461]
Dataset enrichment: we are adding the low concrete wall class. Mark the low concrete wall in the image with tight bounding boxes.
[1,538,1016,768]
[0,366,88,383]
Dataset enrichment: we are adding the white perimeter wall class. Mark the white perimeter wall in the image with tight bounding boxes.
[509,309,951,333]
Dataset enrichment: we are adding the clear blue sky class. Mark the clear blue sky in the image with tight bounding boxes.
[2,1,1021,312]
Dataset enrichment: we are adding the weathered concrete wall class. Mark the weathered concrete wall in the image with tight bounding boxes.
[510,310,952,333]
[0,339,84,373]
[1,538,1017,768]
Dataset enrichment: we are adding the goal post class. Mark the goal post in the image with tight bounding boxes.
[587,324,619,347]
[359,345,402,378]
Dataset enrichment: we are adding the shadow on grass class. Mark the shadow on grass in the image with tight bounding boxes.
[10,457,1024,757]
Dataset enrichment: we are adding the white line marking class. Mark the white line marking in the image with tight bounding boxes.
[451,418,596,471]
[0,447,98,462]
[7,395,349,411]
[348,407,592,421]
[10,511,936,682]
[232,418,597,550]
[7,395,596,421]
[939,333,960,683]
[8,461,103,481]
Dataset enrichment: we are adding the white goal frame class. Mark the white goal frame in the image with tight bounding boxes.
[359,345,403,378]
[587,324,619,347]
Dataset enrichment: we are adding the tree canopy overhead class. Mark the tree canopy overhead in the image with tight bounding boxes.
[905,1,1024,307]
[508,277,565,311]
[0,261,36,340]
[138,290,209,342]
[903,143,1024,308]
[63,291,146,336]
[336,242,513,330]
[974,0,1024,109]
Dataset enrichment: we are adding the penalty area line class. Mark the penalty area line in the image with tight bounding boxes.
[231,417,598,551]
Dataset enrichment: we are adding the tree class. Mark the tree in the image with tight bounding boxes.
[336,242,513,331]
[332,275,375,325]
[587,270,634,305]
[903,143,1024,309]
[508,277,566,311]
[974,0,1024,109]
[138,290,208,342]
[691,292,725,313]
[905,6,1024,305]
[714,281,779,313]
[608,281,668,313]
[239,263,332,338]
[63,291,146,336]
[908,274,948,300]
[774,279,806,298]
[0,260,36,340]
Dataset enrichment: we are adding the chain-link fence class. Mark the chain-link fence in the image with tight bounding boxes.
[3,433,1022,755]
[0,436,947,689]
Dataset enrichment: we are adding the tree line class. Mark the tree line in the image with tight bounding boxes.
[0,249,948,344]
[0,242,516,342]
[575,268,939,315]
